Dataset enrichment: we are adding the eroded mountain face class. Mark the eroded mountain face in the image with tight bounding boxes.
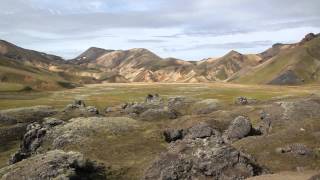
[68,33,320,84]
[0,33,319,87]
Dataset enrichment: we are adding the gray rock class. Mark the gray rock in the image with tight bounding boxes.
[223,116,253,142]
[61,100,100,119]
[163,129,184,143]
[124,103,147,115]
[235,96,249,105]
[1,150,106,180]
[145,94,163,105]
[257,111,272,135]
[42,118,64,128]
[235,97,258,105]
[86,106,99,114]
[9,122,47,164]
[143,136,267,180]
[73,99,86,107]
[276,144,312,156]
[185,122,221,140]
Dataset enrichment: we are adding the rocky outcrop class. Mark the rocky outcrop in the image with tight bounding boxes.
[184,122,220,140]
[235,97,258,105]
[144,135,267,179]
[223,116,253,142]
[163,129,184,143]
[9,118,64,164]
[300,33,318,45]
[262,97,320,123]
[59,100,99,120]
[45,117,139,149]
[276,144,313,156]
[0,150,106,180]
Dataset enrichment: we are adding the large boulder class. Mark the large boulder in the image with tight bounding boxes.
[45,117,139,149]
[9,118,64,164]
[223,116,253,142]
[163,129,184,143]
[184,122,221,140]
[144,135,267,179]
[0,150,106,180]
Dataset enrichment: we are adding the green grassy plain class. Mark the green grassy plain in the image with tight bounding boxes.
[0,82,317,110]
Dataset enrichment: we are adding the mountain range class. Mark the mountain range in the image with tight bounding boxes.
[0,33,319,90]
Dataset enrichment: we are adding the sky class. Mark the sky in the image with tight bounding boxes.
[0,0,319,60]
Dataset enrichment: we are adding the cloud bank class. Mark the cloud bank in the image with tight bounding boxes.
[0,0,319,60]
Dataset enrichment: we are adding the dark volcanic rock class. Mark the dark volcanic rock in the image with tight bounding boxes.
[300,33,318,45]
[145,93,163,105]
[223,116,253,142]
[269,70,303,85]
[9,122,47,164]
[184,122,220,140]
[9,118,64,164]
[144,136,267,180]
[1,150,106,180]
[163,129,184,143]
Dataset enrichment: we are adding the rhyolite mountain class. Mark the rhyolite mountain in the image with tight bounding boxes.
[0,33,319,89]
[233,33,320,85]
[0,40,98,90]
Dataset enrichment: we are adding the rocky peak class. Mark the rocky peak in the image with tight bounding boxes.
[74,47,114,62]
[300,33,318,45]
[224,50,242,58]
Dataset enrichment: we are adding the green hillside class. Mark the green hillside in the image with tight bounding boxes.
[234,36,320,85]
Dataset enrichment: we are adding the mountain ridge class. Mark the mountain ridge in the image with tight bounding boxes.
[0,32,319,88]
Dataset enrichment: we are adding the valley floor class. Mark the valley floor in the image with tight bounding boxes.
[0,82,318,110]
[1,82,320,179]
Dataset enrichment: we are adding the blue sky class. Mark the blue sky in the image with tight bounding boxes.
[0,0,319,60]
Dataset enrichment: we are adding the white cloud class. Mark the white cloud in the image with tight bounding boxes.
[0,0,319,60]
